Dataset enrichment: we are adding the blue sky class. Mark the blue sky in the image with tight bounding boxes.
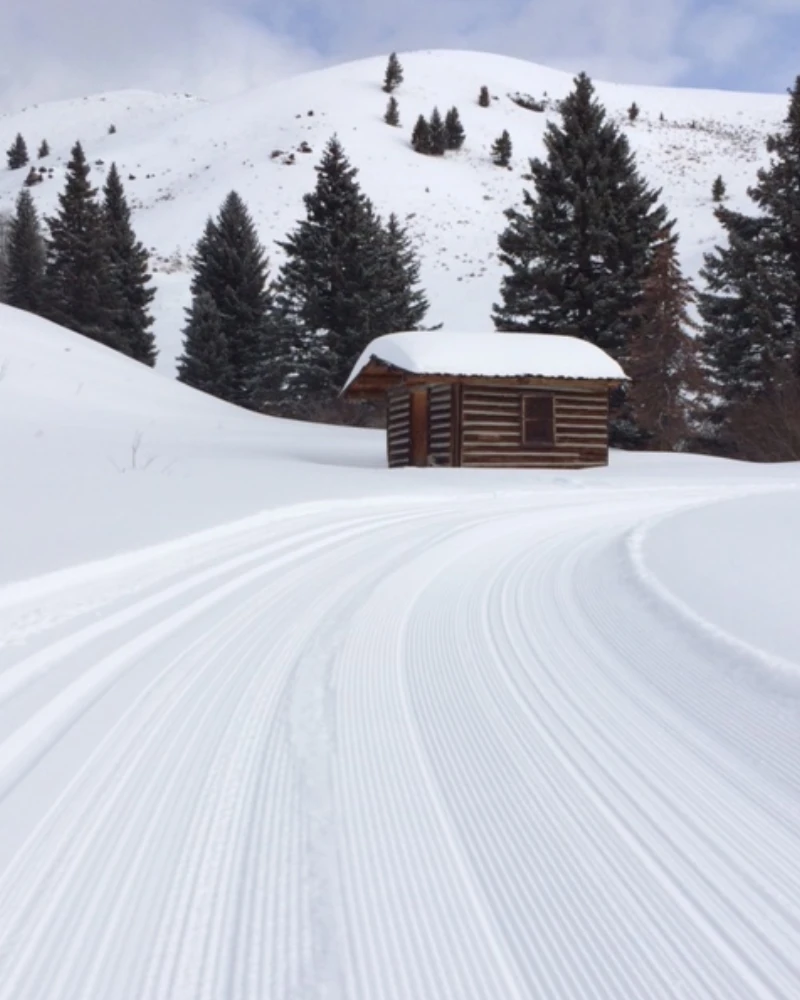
[0,0,798,110]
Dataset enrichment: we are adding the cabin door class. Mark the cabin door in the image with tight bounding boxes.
[409,389,428,467]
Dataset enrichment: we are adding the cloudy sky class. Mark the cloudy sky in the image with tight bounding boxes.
[0,0,797,111]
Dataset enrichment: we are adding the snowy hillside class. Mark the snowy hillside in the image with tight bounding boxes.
[0,50,787,372]
[1,303,800,997]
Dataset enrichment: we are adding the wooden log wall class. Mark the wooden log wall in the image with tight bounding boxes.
[387,389,411,467]
[427,384,454,466]
[460,384,609,468]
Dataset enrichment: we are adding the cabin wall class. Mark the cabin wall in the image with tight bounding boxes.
[427,384,455,466]
[387,389,411,467]
[459,384,609,468]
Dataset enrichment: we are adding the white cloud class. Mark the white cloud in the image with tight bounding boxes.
[0,0,319,111]
[0,0,795,113]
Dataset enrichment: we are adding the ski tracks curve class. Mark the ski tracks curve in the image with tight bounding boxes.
[0,487,798,999]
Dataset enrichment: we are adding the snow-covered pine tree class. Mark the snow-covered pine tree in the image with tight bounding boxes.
[384,96,400,127]
[491,130,513,167]
[102,163,157,366]
[7,134,28,170]
[478,86,490,108]
[272,136,394,404]
[493,72,671,364]
[711,175,726,202]
[411,115,432,154]
[5,189,46,315]
[177,290,234,397]
[45,141,120,348]
[382,52,404,93]
[444,107,465,151]
[188,191,271,407]
[625,234,702,450]
[38,140,50,159]
[429,107,446,156]
[628,102,640,122]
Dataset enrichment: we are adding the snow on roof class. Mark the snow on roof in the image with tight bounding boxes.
[344,332,627,389]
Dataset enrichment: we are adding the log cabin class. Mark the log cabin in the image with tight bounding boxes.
[342,332,627,469]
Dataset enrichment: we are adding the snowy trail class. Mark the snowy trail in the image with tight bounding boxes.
[0,488,799,999]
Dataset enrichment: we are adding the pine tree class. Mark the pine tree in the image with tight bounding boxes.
[177,291,235,398]
[444,107,466,151]
[478,86,491,108]
[628,102,640,122]
[626,234,702,450]
[491,130,513,167]
[711,175,726,202]
[493,72,671,364]
[384,96,400,127]
[411,115,432,154]
[38,140,50,159]
[0,211,12,301]
[429,107,446,156]
[6,189,46,314]
[102,163,157,366]
[698,209,790,416]
[7,134,28,170]
[188,191,270,406]
[698,77,800,436]
[382,52,404,94]
[273,136,395,403]
[45,141,119,347]
[373,214,430,332]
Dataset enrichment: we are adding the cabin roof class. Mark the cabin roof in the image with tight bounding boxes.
[344,332,627,392]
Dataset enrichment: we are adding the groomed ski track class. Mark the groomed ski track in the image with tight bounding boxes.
[0,487,799,1000]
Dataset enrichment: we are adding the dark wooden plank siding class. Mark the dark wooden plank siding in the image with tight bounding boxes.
[460,385,609,468]
[427,384,454,466]
[387,389,411,468]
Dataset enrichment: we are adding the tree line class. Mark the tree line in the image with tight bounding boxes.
[4,60,800,460]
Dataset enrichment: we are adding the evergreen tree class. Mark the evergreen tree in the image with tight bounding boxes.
[698,209,790,415]
[711,175,726,202]
[428,107,446,156]
[492,72,671,364]
[5,189,46,314]
[272,136,395,403]
[7,134,28,170]
[102,163,157,366]
[626,234,702,450]
[698,77,800,434]
[411,115,432,154]
[628,102,640,122]
[491,130,513,167]
[478,86,491,108]
[0,211,11,301]
[373,213,430,332]
[38,140,50,159]
[384,96,400,127]
[382,52,404,93]
[444,107,466,151]
[177,291,234,397]
[189,191,270,406]
[45,141,119,347]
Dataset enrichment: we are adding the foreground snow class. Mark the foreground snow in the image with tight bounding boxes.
[1,309,800,996]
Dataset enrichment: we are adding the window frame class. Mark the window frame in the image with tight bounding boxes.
[521,394,556,448]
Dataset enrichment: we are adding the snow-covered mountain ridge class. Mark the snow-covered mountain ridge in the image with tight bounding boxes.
[0,50,788,372]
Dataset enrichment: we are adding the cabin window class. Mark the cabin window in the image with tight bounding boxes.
[522,395,555,447]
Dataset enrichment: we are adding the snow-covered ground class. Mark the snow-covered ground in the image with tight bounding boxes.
[0,50,788,372]
[2,306,800,997]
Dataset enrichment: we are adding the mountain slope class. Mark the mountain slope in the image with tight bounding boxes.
[0,51,787,373]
